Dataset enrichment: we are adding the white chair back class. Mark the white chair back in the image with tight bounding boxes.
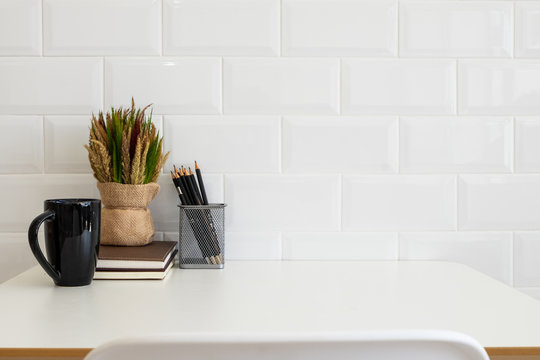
[85,330,489,360]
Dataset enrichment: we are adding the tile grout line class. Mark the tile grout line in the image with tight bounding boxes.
[396,232,401,261]
[397,116,401,173]
[102,57,105,110]
[510,231,515,288]
[338,58,342,115]
[455,174,460,231]
[513,117,517,173]
[279,231,284,260]
[339,174,343,232]
[221,173,226,206]
[41,0,44,57]
[396,0,400,58]
[279,116,283,174]
[279,0,282,57]
[41,116,45,174]
[221,57,224,114]
[513,1,516,59]
[160,0,164,57]
[455,59,459,115]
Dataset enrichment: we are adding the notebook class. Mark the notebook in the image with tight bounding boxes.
[97,241,177,270]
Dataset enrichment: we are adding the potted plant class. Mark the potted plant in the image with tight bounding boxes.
[85,99,169,246]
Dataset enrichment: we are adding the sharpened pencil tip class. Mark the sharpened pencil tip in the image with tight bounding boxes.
[195,160,200,170]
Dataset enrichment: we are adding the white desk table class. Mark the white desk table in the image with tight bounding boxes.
[1,261,540,360]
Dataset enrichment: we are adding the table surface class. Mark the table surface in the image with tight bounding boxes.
[1,260,540,350]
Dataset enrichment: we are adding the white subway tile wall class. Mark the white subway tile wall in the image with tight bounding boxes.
[283,232,398,260]
[400,116,513,173]
[1,0,540,301]
[282,0,397,56]
[516,117,540,172]
[514,232,540,287]
[342,175,456,231]
[516,2,540,58]
[224,58,339,114]
[163,0,279,56]
[399,1,513,58]
[458,60,540,115]
[0,116,43,174]
[0,58,102,114]
[164,116,280,173]
[43,0,161,56]
[105,58,221,114]
[341,59,456,115]
[282,116,398,173]
[44,116,92,173]
[0,0,41,55]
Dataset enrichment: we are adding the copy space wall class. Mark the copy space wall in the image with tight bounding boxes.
[1,0,540,299]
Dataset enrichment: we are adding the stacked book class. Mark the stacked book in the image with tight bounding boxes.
[94,241,177,280]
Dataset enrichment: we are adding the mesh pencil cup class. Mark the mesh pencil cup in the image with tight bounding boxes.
[178,204,226,269]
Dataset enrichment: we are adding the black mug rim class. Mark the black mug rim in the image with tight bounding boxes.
[44,198,101,205]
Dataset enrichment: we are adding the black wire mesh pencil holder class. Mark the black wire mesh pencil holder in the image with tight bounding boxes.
[178,204,226,269]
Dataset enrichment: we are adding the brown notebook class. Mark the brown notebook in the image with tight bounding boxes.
[97,241,177,270]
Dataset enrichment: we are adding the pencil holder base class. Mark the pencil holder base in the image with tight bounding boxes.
[180,263,224,269]
[178,204,226,269]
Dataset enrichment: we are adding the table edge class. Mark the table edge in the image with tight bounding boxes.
[2,347,540,357]
[485,347,540,356]
[0,348,92,357]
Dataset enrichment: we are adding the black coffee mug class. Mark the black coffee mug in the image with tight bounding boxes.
[28,199,101,287]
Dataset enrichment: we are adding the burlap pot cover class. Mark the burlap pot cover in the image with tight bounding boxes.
[97,182,160,246]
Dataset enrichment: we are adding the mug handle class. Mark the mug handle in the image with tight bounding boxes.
[28,210,60,283]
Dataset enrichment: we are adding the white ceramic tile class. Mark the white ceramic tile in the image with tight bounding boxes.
[164,0,279,56]
[0,58,102,115]
[105,58,221,115]
[224,58,339,114]
[342,59,456,115]
[43,0,160,55]
[400,116,513,173]
[44,116,92,173]
[400,232,512,285]
[516,2,540,58]
[282,116,398,173]
[0,116,43,174]
[514,232,540,287]
[342,175,456,231]
[162,232,178,243]
[0,0,41,55]
[0,234,36,283]
[516,117,540,172]
[225,232,281,260]
[164,116,280,173]
[400,1,512,57]
[282,0,397,56]
[459,60,540,115]
[0,175,99,232]
[225,175,340,231]
[459,175,540,230]
[282,232,398,260]
[149,174,223,232]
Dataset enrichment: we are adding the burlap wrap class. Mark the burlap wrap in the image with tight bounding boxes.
[97,182,160,246]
